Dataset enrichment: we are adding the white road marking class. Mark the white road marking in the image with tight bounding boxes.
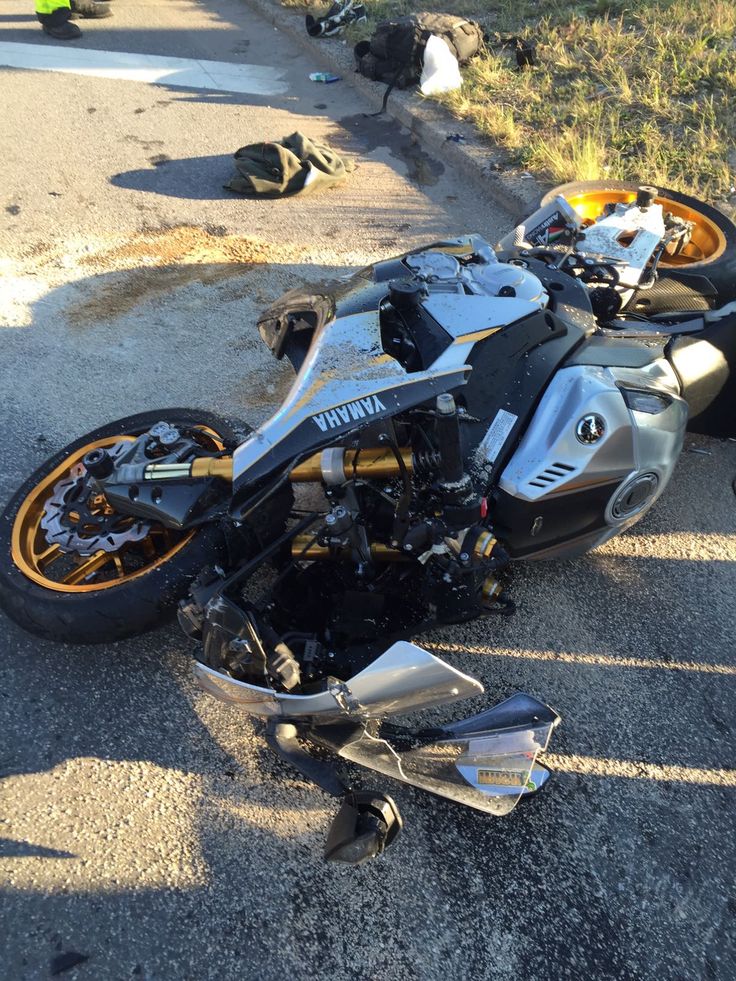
[0,41,288,95]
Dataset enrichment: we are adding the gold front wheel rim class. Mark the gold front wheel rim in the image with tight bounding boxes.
[11,426,222,593]
[563,190,727,267]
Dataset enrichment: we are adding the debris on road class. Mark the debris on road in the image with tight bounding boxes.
[50,952,89,976]
[354,13,482,114]
[308,72,341,83]
[225,131,353,197]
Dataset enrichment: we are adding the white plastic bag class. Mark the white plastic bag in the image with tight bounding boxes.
[420,34,463,96]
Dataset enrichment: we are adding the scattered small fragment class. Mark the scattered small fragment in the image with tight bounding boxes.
[515,38,536,68]
[50,952,89,976]
[309,72,341,83]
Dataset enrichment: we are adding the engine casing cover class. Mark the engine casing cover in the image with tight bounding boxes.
[494,362,687,559]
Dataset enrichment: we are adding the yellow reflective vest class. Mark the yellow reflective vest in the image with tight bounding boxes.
[36,0,71,13]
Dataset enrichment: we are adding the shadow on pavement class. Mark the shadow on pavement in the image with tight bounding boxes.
[112,153,234,199]
[0,839,75,859]
[109,117,449,201]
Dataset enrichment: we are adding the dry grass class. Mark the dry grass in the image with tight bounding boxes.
[289,0,736,204]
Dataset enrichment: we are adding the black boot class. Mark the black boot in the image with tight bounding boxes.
[70,0,113,18]
[42,20,82,38]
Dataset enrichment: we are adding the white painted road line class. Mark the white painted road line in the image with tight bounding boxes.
[0,41,289,95]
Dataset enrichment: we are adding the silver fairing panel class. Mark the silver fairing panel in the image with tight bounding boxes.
[193,641,484,721]
[335,692,559,816]
[232,238,549,493]
[497,362,687,559]
[231,308,469,491]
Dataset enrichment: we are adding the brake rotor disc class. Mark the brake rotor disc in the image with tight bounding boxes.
[40,440,151,555]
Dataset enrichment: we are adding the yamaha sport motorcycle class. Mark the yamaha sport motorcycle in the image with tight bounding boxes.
[2,181,735,863]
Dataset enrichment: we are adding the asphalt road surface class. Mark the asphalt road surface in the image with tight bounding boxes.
[1,2,736,979]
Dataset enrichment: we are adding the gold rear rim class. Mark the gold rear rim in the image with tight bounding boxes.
[563,190,727,266]
[11,426,223,593]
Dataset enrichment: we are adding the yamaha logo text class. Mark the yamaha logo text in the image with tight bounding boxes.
[312,395,387,432]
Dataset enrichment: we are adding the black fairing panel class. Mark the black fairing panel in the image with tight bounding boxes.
[371,257,412,283]
[668,312,736,437]
[231,368,469,501]
[628,274,716,315]
[518,256,596,335]
[458,309,588,480]
[492,481,620,558]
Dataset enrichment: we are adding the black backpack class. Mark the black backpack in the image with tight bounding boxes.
[354,13,483,94]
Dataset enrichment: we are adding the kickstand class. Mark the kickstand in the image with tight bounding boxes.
[265,720,348,798]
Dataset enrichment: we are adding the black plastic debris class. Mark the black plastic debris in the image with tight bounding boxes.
[50,952,89,976]
[515,38,536,68]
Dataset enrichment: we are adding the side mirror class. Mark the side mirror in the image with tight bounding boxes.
[324,791,402,866]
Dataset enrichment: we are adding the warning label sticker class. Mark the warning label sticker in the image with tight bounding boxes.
[477,409,518,463]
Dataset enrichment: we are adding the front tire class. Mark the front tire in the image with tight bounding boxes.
[0,409,287,644]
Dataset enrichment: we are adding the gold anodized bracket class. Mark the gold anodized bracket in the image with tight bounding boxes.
[181,444,413,484]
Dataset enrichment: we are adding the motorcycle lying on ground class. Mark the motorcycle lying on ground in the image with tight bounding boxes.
[2,181,735,863]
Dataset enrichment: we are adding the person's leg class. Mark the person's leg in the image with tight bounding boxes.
[35,0,82,39]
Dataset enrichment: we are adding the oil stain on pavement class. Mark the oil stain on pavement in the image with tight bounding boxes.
[338,114,445,188]
[62,226,300,326]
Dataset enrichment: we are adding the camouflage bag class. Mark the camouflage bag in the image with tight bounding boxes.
[354,12,483,91]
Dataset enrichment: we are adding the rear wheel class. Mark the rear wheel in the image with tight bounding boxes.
[538,181,736,304]
[0,409,288,644]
